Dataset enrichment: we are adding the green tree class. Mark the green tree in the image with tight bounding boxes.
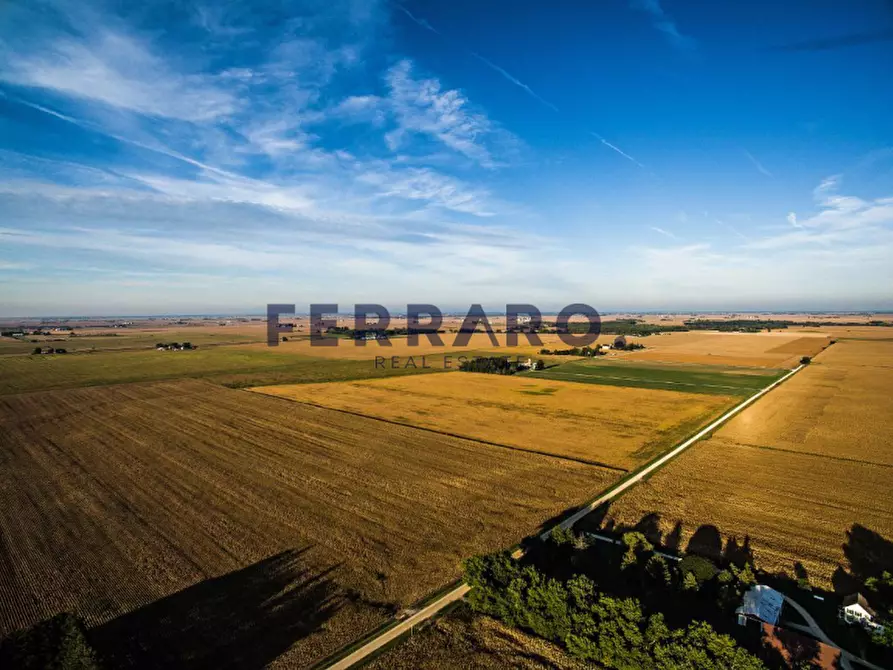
[646,555,672,588]
[621,532,653,570]
[550,526,575,547]
[682,571,700,592]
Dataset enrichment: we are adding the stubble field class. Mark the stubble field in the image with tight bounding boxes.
[617,331,831,368]
[0,379,616,666]
[250,372,737,470]
[591,339,893,588]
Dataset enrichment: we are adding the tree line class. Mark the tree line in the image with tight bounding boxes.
[465,529,765,669]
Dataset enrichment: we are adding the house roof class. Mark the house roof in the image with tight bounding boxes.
[736,585,784,625]
[842,593,876,617]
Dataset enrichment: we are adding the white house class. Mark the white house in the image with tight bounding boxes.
[840,593,877,627]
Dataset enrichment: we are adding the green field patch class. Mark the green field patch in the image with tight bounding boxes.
[523,360,784,396]
[517,386,559,396]
[0,347,442,395]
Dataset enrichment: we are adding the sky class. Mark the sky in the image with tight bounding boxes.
[1,0,892,316]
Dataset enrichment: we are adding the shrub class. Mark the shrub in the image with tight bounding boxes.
[0,613,100,669]
[800,356,812,365]
[679,555,719,583]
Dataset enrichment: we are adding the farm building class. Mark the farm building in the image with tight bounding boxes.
[613,335,627,349]
[736,585,784,625]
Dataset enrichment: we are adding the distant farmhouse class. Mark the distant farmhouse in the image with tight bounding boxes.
[840,592,884,633]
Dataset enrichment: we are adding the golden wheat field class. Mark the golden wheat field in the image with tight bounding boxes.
[593,339,893,588]
[618,331,830,368]
[250,373,736,470]
[0,380,615,667]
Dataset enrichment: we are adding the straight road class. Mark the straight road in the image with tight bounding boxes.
[322,363,806,669]
[324,584,470,670]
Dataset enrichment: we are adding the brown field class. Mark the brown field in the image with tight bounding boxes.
[0,380,616,666]
[367,608,587,670]
[250,373,736,470]
[617,331,830,368]
[590,339,893,589]
[242,332,617,361]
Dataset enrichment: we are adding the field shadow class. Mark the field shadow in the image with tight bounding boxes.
[90,548,345,669]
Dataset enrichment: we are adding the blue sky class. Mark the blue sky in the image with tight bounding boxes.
[1,0,892,316]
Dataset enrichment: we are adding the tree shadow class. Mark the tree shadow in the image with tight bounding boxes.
[633,512,663,546]
[842,524,893,584]
[723,535,755,568]
[89,548,347,669]
[665,521,683,552]
[685,524,723,560]
[760,624,828,669]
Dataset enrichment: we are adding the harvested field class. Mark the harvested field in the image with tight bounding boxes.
[590,339,893,589]
[618,331,831,368]
[716,340,893,465]
[366,607,587,670]
[0,380,615,666]
[251,372,736,470]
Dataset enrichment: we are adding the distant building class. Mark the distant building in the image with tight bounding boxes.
[840,593,877,627]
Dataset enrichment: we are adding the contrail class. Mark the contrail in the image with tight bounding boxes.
[396,5,440,35]
[589,132,645,168]
[470,52,559,113]
[396,4,646,170]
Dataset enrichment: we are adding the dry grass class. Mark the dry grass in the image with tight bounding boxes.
[365,607,589,670]
[0,380,615,666]
[594,339,893,588]
[250,372,736,470]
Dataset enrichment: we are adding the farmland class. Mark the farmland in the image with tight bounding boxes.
[0,379,617,665]
[0,346,446,395]
[366,608,587,670]
[615,331,831,368]
[588,338,893,588]
[524,359,784,396]
[251,372,737,470]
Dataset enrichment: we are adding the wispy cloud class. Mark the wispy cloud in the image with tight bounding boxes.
[629,0,695,49]
[396,5,558,114]
[743,149,773,177]
[1,31,239,122]
[385,59,520,168]
[649,226,676,239]
[747,175,893,250]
